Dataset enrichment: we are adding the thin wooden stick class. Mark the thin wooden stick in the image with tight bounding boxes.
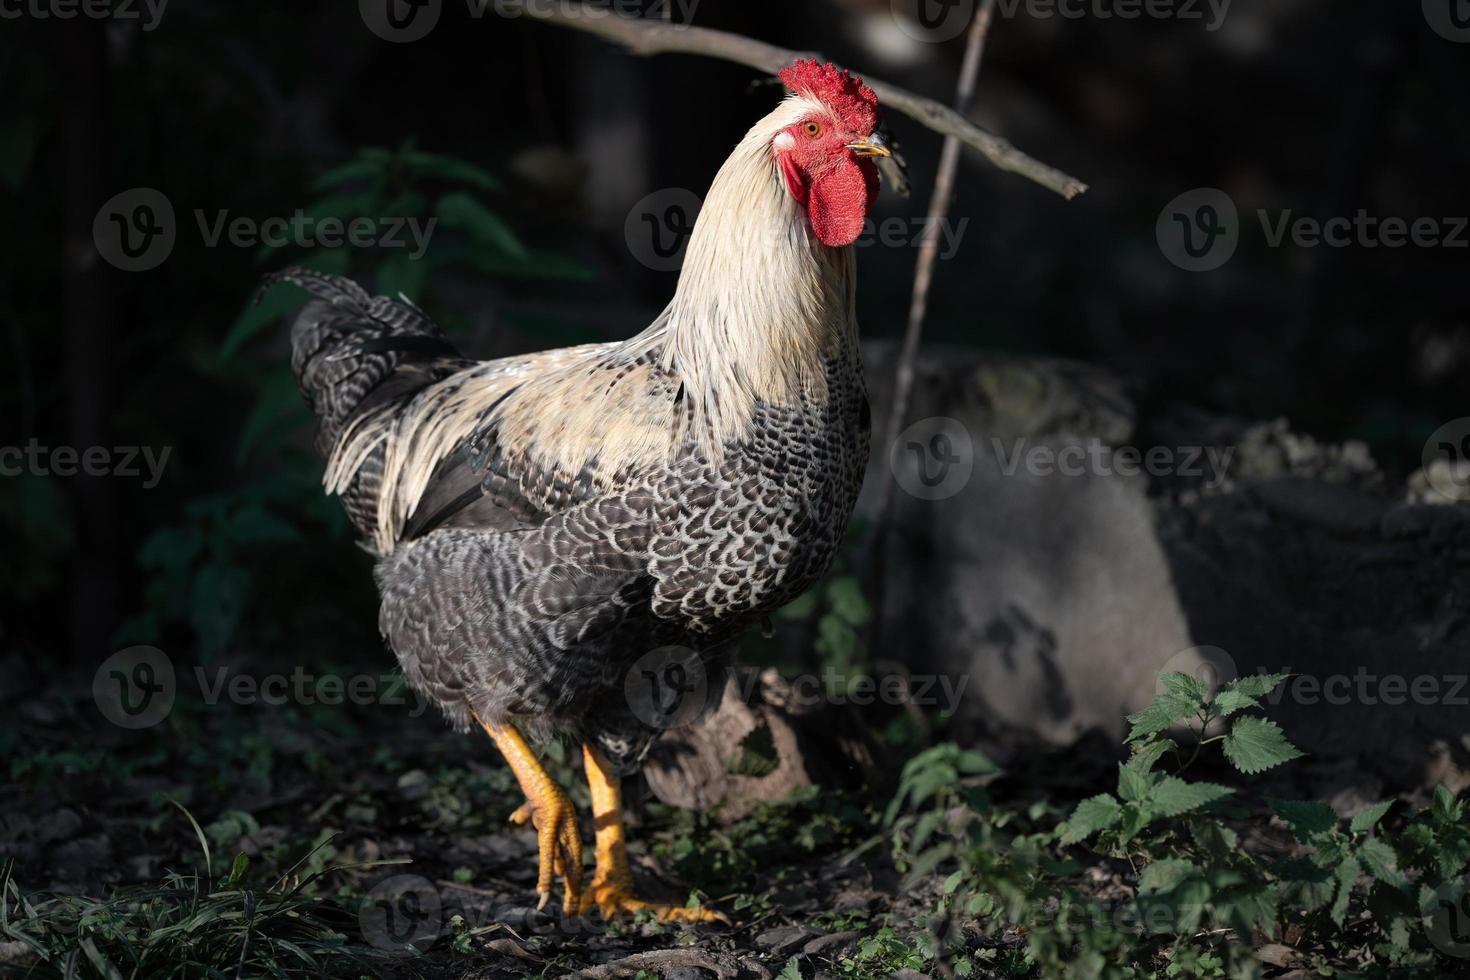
[508,2,1086,199]
[869,0,999,634]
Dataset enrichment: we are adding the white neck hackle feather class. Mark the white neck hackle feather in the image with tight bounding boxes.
[328,95,862,555]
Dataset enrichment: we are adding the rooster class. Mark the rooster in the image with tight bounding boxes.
[272,60,892,923]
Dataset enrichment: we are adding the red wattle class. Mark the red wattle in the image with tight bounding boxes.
[807,157,876,247]
[779,154,808,207]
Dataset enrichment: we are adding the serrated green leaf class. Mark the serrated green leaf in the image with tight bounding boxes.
[1149,778,1233,819]
[1126,736,1176,776]
[1433,784,1463,824]
[1138,857,1200,894]
[1223,716,1305,775]
[1117,803,1152,844]
[1117,763,1155,804]
[1210,688,1260,717]
[724,721,779,778]
[1349,800,1395,835]
[1220,671,1292,699]
[1159,671,1209,705]
[1061,794,1120,845]
[1189,817,1240,860]
[1356,838,1410,893]
[1218,881,1279,939]
[1330,856,1361,927]
[1269,799,1338,843]
[1126,692,1200,743]
[1274,857,1336,912]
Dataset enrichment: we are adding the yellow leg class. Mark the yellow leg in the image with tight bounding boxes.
[579,743,728,924]
[474,713,583,915]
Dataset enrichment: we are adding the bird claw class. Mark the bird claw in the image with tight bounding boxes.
[510,787,582,916]
[578,876,729,925]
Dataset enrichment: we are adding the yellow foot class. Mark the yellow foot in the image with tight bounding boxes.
[507,786,583,915]
[578,876,729,924]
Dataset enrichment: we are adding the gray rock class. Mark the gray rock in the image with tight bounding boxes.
[756,925,818,956]
[803,930,861,955]
[1254,477,1388,534]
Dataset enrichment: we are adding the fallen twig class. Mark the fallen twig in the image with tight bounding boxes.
[509,2,1086,199]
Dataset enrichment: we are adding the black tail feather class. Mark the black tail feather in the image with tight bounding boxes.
[268,267,468,457]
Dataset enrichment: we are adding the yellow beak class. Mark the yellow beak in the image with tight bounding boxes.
[846,133,893,158]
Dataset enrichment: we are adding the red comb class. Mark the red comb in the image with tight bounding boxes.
[778,59,879,135]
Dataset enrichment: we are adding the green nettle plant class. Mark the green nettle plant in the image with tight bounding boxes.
[886,672,1470,979]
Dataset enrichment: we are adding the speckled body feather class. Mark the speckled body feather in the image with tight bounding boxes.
[279,87,874,772]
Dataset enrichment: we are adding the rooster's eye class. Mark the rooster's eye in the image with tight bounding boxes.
[802,120,822,138]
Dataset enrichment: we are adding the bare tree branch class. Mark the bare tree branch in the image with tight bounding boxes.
[868,0,999,638]
[508,3,1087,199]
